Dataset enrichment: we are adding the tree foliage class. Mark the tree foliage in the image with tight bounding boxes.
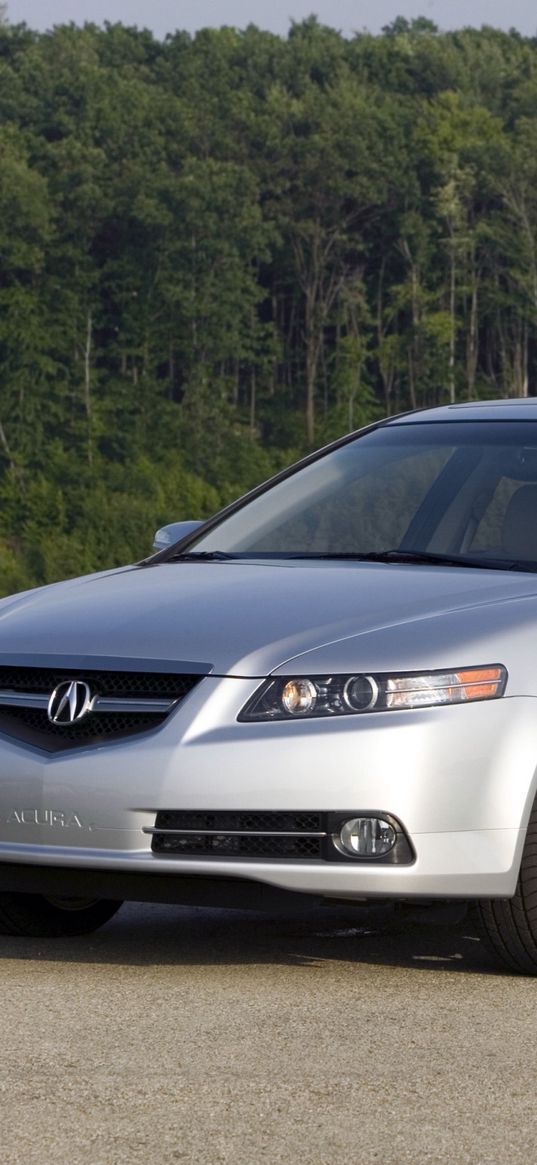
[0,17,537,591]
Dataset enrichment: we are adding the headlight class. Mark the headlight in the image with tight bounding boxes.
[239,665,507,721]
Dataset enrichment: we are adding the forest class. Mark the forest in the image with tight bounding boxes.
[1,13,537,593]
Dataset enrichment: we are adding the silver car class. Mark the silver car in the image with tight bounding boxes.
[2,399,537,972]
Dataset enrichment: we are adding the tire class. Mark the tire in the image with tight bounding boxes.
[0,893,122,937]
[472,797,537,974]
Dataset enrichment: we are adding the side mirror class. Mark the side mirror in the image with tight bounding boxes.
[153,520,204,552]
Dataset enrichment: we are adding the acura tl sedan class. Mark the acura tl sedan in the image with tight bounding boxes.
[3,400,537,973]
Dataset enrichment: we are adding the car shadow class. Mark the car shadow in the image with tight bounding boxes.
[0,900,513,976]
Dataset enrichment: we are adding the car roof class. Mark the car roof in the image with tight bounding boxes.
[387,399,537,425]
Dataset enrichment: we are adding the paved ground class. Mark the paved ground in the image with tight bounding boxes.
[0,900,535,1165]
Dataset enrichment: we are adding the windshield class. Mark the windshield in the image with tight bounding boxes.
[175,421,537,570]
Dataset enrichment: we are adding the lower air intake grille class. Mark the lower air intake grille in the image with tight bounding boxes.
[151,811,325,860]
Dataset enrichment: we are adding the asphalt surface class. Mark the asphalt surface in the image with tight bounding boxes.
[0,901,536,1165]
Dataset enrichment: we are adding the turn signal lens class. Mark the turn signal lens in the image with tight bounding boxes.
[454,667,504,701]
[384,665,506,709]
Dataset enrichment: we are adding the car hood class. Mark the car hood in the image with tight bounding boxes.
[0,560,535,677]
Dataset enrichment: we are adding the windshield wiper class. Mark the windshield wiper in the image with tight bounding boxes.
[168,550,237,562]
[283,550,537,572]
[162,548,537,572]
[376,550,537,571]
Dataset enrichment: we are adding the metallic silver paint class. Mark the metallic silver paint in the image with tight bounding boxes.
[2,400,537,904]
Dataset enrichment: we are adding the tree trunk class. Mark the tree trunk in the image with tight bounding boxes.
[303,278,321,445]
[84,311,93,467]
[466,269,479,401]
[249,367,256,437]
[448,241,456,404]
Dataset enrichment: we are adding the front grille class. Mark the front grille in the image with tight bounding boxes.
[0,667,202,752]
[0,666,192,698]
[151,810,325,860]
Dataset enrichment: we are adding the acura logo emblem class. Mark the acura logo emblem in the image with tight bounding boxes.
[47,681,92,726]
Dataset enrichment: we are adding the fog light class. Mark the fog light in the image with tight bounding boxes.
[336,817,397,857]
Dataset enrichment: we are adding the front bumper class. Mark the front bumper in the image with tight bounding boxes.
[0,676,535,902]
[0,827,525,902]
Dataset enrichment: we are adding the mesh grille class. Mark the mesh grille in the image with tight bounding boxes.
[153,833,322,859]
[0,668,202,752]
[151,811,414,866]
[155,811,322,833]
[152,810,325,860]
[0,667,192,699]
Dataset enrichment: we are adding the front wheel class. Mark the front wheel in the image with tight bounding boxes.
[473,798,537,974]
[0,893,122,937]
